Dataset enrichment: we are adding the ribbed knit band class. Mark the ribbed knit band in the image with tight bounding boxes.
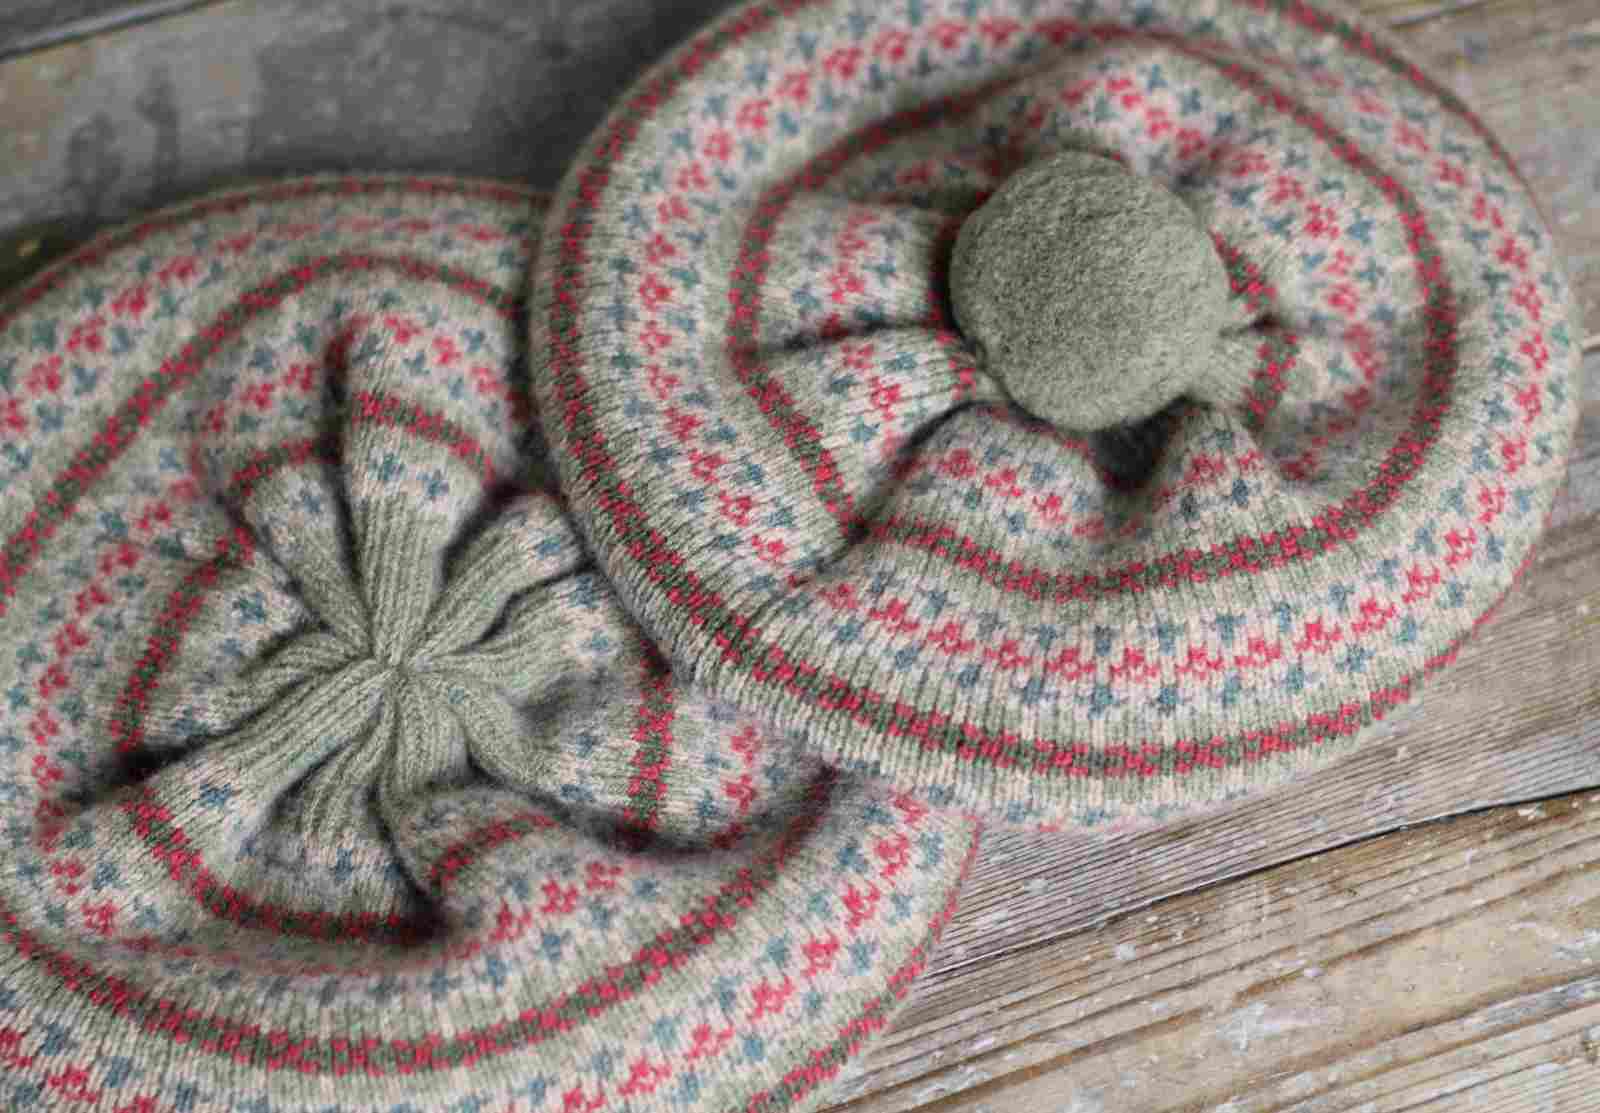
[0,176,977,1113]
[533,0,1581,828]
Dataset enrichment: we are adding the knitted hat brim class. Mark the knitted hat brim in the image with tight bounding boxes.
[533,0,1580,828]
[0,176,976,1113]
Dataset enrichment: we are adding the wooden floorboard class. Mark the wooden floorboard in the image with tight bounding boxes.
[0,1,1594,1109]
[826,788,1600,1112]
[822,5,1600,1104]
[819,361,1600,1112]
[913,349,1600,984]
[0,0,1597,339]
[0,1,218,62]
[823,1,1600,1105]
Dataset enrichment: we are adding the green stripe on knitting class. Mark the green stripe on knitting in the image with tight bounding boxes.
[108,525,262,757]
[106,398,506,944]
[734,816,981,1113]
[0,177,542,330]
[1212,234,1300,432]
[0,771,839,1075]
[624,648,676,830]
[717,35,1456,593]
[117,788,429,946]
[424,811,560,893]
[723,75,1021,531]
[547,26,1461,780]
[352,389,498,483]
[0,254,517,616]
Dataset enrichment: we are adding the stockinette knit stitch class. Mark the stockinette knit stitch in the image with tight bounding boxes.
[533,0,1581,828]
[0,176,976,1113]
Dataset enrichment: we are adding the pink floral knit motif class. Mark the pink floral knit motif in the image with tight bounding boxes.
[535,0,1579,828]
[0,177,977,1113]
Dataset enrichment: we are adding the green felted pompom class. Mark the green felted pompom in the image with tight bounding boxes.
[949,150,1229,429]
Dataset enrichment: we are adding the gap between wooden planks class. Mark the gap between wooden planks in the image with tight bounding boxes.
[831,788,1600,1112]
[811,350,1599,1111]
[0,1,220,62]
[0,0,1596,351]
[904,351,1599,985]
[6,3,1577,1108]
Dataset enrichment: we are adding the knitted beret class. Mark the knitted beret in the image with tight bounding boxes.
[0,177,977,1113]
[535,0,1582,826]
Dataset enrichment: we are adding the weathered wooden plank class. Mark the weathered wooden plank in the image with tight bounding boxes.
[817,350,1600,1109]
[0,0,739,237]
[807,347,1600,1108]
[0,3,1594,1111]
[0,0,1595,344]
[823,788,1600,1112]
[908,352,1600,982]
[0,1,218,62]
[1359,0,1499,29]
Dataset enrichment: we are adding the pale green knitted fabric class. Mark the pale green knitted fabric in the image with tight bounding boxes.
[0,1,1584,1110]
[0,177,976,1113]
[949,150,1233,429]
[534,0,1580,829]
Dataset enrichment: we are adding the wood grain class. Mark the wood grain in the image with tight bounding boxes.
[815,350,1600,1109]
[909,349,1600,983]
[0,1,218,62]
[823,8,1600,1102]
[1360,0,1499,29]
[0,0,1596,348]
[827,788,1600,1112]
[0,2,1593,1109]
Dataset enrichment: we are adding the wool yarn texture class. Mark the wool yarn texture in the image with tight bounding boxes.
[0,176,978,1113]
[534,0,1581,828]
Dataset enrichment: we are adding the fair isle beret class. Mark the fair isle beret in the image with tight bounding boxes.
[0,177,976,1112]
[535,0,1581,827]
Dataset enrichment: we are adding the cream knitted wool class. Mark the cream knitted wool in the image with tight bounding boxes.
[0,177,976,1113]
[534,0,1581,828]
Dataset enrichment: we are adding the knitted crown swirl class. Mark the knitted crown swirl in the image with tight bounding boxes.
[534,0,1580,826]
[0,177,975,1113]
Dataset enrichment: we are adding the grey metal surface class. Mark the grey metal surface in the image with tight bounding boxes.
[0,0,740,257]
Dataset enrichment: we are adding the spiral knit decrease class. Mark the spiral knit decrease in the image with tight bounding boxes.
[0,178,977,1113]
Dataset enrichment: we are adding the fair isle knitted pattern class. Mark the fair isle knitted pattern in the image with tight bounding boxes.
[534,0,1581,827]
[0,177,978,1113]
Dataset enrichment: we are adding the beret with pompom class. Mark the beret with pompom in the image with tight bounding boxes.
[534,0,1581,829]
